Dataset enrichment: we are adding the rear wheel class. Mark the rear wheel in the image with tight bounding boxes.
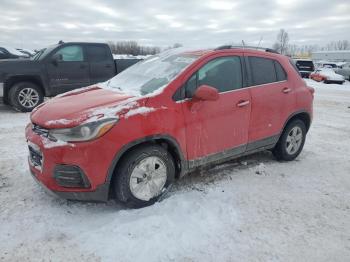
[273,119,306,161]
[9,82,44,112]
[114,144,175,208]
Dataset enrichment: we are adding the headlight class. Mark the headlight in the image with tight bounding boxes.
[49,118,118,142]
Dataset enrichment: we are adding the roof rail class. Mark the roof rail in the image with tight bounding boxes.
[215,45,279,54]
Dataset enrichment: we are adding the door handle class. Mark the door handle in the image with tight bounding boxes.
[105,64,112,68]
[80,64,86,69]
[237,100,250,107]
[282,87,291,94]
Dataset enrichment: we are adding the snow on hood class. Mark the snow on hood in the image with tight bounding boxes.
[1,46,26,56]
[124,107,155,119]
[30,87,146,129]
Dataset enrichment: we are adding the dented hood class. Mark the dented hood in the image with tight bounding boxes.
[30,86,142,129]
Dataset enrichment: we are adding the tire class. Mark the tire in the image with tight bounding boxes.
[273,119,306,161]
[114,144,175,208]
[9,82,44,112]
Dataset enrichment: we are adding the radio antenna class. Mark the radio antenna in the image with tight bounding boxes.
[257,36,263,48]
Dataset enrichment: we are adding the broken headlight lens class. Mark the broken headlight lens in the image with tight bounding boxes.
[48,118,118,142]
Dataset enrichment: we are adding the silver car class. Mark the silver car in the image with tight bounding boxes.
[335,62,350,81]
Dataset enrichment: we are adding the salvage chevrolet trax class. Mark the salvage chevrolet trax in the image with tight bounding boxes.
[25,46,314,208]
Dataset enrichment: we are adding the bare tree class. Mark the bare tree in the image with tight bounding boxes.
[172,43,183,48]
[325,40,350,51]
[273,29,289,54]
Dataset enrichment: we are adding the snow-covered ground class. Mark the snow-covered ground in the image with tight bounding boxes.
[0,79,350,261]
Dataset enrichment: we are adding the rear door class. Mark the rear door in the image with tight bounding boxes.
[246,55,296,149]
[86,44,115,85]
[46,45,90,94]
[181,55,251,165]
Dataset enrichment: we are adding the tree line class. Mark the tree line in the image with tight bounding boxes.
[108,32,348,57]
[273,29,349,57]
[108,41,161,56]
[107,41,184,56]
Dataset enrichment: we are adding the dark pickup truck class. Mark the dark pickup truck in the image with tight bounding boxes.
[0,42,141,112]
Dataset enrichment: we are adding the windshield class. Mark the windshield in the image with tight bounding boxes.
[31,45,57,60]
[107,49,199,96]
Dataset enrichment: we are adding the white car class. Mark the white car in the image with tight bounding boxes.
[310,68,345,84]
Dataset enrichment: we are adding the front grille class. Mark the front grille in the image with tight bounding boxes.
[28,144,43,170]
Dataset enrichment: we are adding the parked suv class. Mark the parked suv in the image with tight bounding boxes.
[293,59,315,78]
[25,46,314,208]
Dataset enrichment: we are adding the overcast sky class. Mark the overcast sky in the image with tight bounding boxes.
[1,0,349,50]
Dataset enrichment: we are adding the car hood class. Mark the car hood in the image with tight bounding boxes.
[31,86,145,129]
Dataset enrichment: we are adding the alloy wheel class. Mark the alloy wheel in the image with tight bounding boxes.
[129,156,167,201]
[18,87,40,108]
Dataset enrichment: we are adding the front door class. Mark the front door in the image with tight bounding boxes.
[181,56,251,167]
[46,45,90,94]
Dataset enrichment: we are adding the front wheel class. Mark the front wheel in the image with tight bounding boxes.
[114,144,175,208]
[9,82,44,112]
[273,119,306,161]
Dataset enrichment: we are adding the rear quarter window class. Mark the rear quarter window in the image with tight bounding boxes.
[274,61,287,81]
[87,45,109,62]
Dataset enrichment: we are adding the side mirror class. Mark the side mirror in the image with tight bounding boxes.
[51,53,62,65]
[193,85,219,101]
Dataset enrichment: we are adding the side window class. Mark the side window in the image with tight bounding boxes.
[249,57,277,85]
[54,45,84,62]
[198,57,242,93]
[274,61,287,81]
[184,56,242,98]
[86,45,108,62]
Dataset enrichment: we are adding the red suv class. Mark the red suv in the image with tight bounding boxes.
[26,46,314,207]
